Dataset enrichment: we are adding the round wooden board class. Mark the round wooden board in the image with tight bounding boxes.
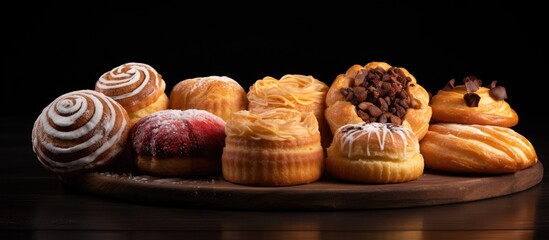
[62,161,544,210]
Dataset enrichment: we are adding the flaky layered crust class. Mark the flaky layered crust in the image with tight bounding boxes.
[325,62,431,140]
[420,123,537,174]
[429,86,519,127]
[247,74,331,148]
[32,90,130,175]
[95,62,169,125]
[326,123,423,183]
[222,133,324,186]
[169,76,248,121]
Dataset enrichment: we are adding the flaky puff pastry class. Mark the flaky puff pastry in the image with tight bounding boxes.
[95,62,169,127]
[429,86,518,127]
[420,123,537,174]
[326,122,424,183]
[169,76,248,121]
[222,108,324,186]
[325,62,432,140]
[247,74,331,149]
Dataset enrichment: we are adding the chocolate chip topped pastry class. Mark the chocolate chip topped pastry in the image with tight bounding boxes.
[325,61,432,140]
[429,76,518,127]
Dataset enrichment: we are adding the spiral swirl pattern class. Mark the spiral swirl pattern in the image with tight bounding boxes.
[95,62,166,113]
[32,90,130,174]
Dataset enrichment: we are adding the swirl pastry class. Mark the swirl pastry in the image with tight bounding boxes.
[131,109,226,177]
[222,108,324,186]
[95,62,169,126]
[325,62,432,140]
[169,76,248,121]
[32,90,130,175]
[420,123,537,174]
[429,76,518,127]
[247,74,331,148]
[326,122,424,183]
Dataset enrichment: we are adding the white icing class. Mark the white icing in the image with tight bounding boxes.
[95,62,161,100]
[42,92,103,140]
[337,122,413,158]
[33,90,128,172]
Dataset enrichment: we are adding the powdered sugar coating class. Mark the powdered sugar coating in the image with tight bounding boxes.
[131,109,226,158]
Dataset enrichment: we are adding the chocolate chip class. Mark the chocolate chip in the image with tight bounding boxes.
[357,109,370,122]
[390,115,402,125]
[358,101,374,111]
[442,78,455,91]
[353,86,367,102]
[489,80,498,89]
[377,98,389,112]
[464,76,482,93]
[367,104,383,117]
[489,86,507,100]
[340,66,417,126]
[464,93,481,107]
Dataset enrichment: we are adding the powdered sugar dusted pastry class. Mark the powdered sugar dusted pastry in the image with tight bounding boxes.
[222,108,324,186]
[429,76,518,127]
[326,122,424,183]
[131,109,226,177]
[325,62,432,140]
[95,62,169,126]
[247,74,331,148]
[32,90,130,175]
[420,123,537,174]
[169,76,248,121]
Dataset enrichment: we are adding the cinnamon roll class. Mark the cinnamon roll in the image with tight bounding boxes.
[32,90,131,175]
[95,62,169,126]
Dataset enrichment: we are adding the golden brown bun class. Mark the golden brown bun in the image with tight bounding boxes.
[221,108,324,186]
[420,123,537,174]
[430,86,518,127]
[326,122,424,183]
[169,76,248,121]
[95,62,169,126]
[247,74,331,149]
[325,62,432,140]
[32,90,131,176]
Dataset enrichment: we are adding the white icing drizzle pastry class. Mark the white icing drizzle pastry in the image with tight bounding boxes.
[95,62,165,112]
[337,122,414,158]
[32,90,129,174]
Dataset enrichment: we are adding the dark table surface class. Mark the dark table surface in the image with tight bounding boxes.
[2,116,548,240]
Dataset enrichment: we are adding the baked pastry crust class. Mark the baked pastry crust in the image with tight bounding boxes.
[429,86,519,127]
[169,76,248,121]
[32,90,130,175]
[325,62,431,140]
[247,74,331,148]
[326,122,424,183]
[420,123,537,174]
[95,62,169,126]
[222,108,324,186]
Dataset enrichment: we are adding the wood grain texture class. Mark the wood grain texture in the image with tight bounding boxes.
[60,162,543,210]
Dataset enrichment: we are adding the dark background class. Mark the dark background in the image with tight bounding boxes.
[4,1,547,145]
